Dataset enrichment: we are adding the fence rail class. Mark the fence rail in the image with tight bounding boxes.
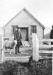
[40,50,53,53]
[39,39,53,59]
[40,39,53,42]
[40,45,53,49]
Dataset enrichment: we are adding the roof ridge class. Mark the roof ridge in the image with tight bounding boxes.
[3,8,45,29]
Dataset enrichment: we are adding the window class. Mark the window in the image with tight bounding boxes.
[31,25,36,33]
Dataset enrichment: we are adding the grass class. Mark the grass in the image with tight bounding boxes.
[0,58,52,75]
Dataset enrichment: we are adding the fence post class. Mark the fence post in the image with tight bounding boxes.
[2,49,4,62]
[32,33,39,61]
[2,33,4,62]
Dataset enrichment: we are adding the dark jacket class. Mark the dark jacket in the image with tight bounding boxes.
[50,29,53,39]
[14,30,22,41]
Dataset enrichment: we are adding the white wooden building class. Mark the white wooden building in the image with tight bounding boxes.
[3,8,45,45]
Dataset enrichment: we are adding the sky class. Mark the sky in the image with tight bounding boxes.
[0,0,53,33]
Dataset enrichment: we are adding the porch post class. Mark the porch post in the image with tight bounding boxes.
[32,33,39,61]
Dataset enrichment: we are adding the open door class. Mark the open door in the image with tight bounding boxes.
[20,27,28,41]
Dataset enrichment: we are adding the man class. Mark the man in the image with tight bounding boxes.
[14,26,22,54]
[50,26,53,45]
[49,26,53,57]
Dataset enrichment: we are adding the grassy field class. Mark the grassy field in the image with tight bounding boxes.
[0,58,52,75]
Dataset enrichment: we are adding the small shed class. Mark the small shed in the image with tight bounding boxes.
[3,8,45,45]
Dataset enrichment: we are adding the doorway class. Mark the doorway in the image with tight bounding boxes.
[20,27,28,41]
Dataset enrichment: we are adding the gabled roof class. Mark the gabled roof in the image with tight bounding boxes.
[3,8,45,29]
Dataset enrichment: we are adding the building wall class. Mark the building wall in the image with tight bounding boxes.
[4,10,44,41]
